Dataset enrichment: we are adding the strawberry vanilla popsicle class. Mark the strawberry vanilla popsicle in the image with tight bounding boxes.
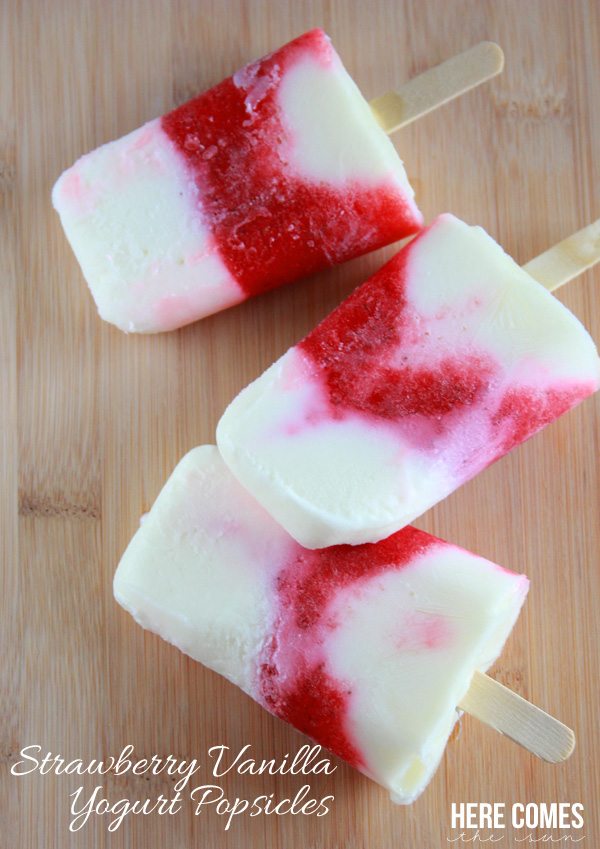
[217,214,600,548]
[52,29,422,332]
[114,446,529,804]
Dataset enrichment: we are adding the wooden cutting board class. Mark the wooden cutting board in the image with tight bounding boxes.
[2,1,599,846]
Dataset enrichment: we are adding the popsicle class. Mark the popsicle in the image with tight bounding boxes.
[51,33,503,332]
[113,445,545,804]
[217,214,600,548]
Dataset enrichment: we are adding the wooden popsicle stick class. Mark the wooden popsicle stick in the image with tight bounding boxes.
[369,42,504,135]
[523,218,600,292]
[458,670,575,763]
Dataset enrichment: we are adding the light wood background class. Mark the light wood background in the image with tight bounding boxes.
[2,1,599,846]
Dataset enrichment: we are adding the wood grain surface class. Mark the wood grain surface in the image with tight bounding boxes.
[2,1,599,847]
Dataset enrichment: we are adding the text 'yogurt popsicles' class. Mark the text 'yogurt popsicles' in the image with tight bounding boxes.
[217,214,600,548]
[114,446,530,804]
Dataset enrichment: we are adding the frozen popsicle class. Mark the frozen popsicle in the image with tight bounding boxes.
[52,34,503,332]
[114,445,539,803]
[217,214,600,548]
